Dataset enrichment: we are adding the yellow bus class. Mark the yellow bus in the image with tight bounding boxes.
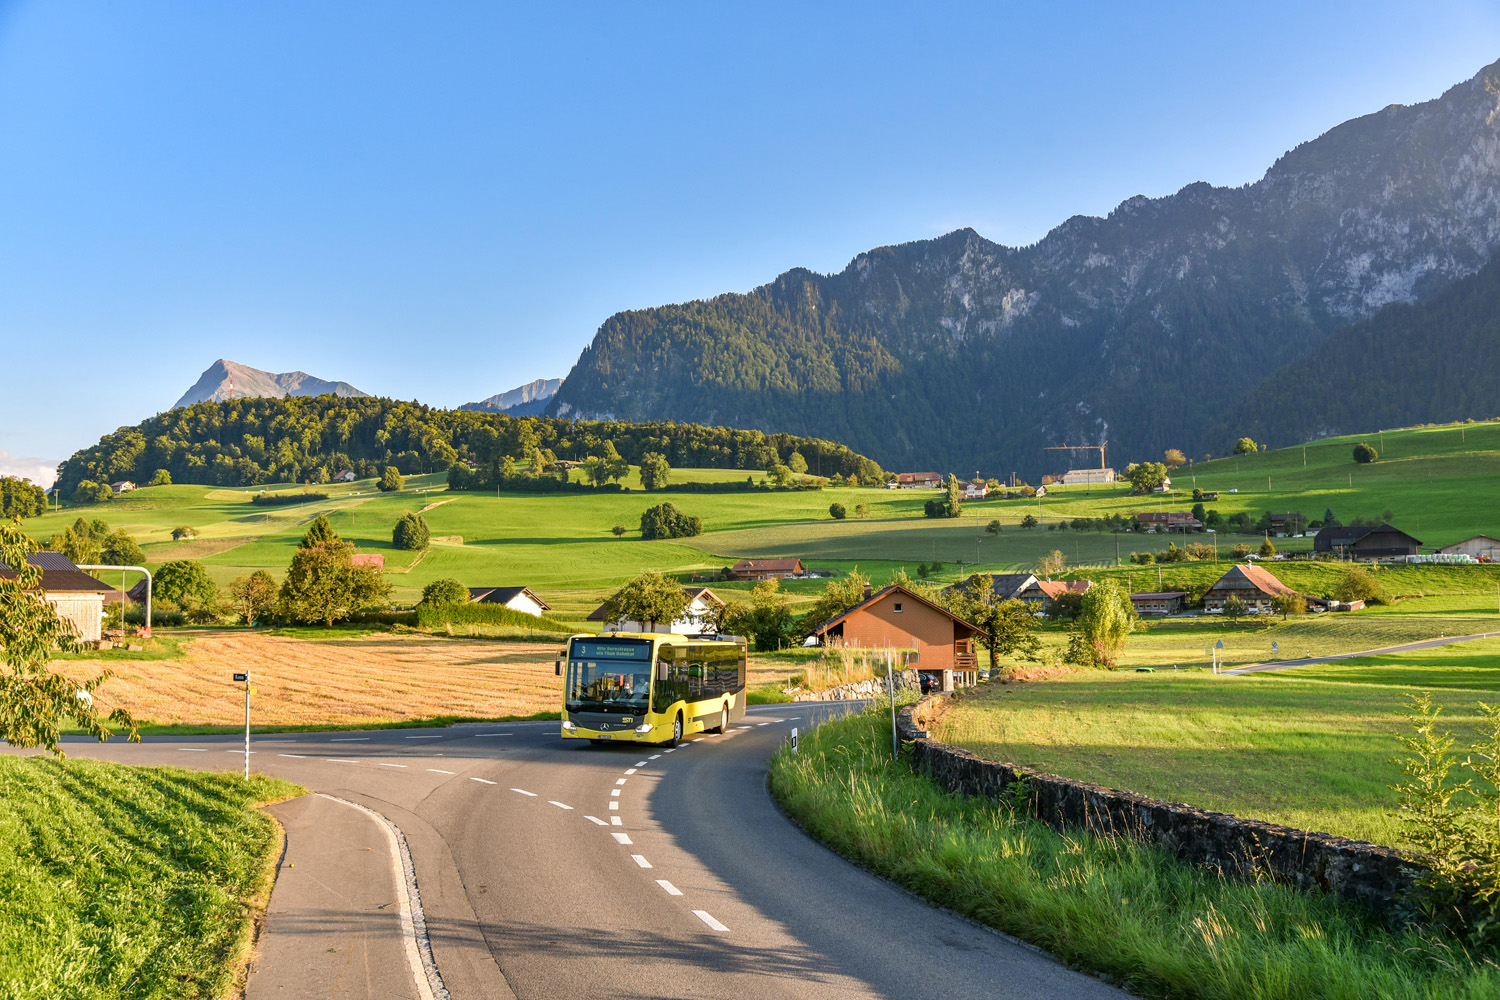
[559,632,747,745]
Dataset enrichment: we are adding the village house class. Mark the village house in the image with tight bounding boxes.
[943,572,1039,604]
[1438,535,1500,561]
[467,586,551,617]
[0,552,116,643]
[728,558,805,581]
[807,584,986,692]
[1135,511,1202,531]
[892,472,943,489]
[1151,477,1173,493]
[333,469,357,483]
[1313,523,1422,560]
[1058,468,1117,485]
[1268,513,1307,536]
[587,586,725,635]
[1130,591,1189,615]
[1202,563,1301,614]
[963,481,989,500]
[1018,579,1092,607]
[110,481,136,493]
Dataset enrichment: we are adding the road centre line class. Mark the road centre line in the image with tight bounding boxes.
[634,761,647,767]
[377,763,407,768]
[649,754,661,759]
[611,790,620,797]
[471,777,496,785]
[475,733,513,736]
[330,738,368,742]
[663,748,675,753]
[693,910,729,932]
[327,759,359,764]
[511,788,537,796]
[585,816,608,826]
[615,778,627,784]
[278,753,307,758]
[405,735,444,739]
[632,855,652,868]
[612,832,633,844]
[549,801,573,810]
[427,768,455,774]
[656,880,683,896]
[625,768,638,774]
[259,739,296,743]
[178,748,207,752]
[609,802,618,810]
[611,816,622,826]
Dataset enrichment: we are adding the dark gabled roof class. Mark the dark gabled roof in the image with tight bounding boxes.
[27,552,81,572]
[586,586,723,621]
[944,573,1038,602]
[468,586,551,610]
[1314,523,1422,549]
[731,558,803,572]
[1130,591,1189,600]
[810,584,988,638]
[1206,564,1299,599]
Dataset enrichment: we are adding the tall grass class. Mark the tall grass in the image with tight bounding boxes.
[0,758,301,999]
[769,705,1500,1000]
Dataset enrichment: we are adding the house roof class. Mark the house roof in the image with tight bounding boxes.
[468,586,551,610]
[810,584,987,638]
[1207,564,1299,599]
[1439,534,1500,552]
[586,586,724,621]
[1029,579,1092,599]
[1314,523,1423,549]
[1130,591,1189,600]
[0,552,116,594]
[944,573,1038,602]
[731,558,803,573]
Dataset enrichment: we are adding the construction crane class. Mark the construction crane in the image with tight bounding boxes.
[1044,442,1108,469]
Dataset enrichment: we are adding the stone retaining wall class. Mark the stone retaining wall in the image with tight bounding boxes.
[795,669,920,702]
[899,696,1419,920]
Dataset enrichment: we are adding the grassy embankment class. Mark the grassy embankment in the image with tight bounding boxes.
[933,638,1500,849]
[770,705,1500,1000]
[0,757,301,999]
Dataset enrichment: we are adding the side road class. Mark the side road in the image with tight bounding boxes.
[1222,630,1500,675]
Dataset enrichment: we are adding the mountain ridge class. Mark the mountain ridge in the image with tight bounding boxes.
[173,360,368,409]
[460,378,563,416]
[550,56,1500,475]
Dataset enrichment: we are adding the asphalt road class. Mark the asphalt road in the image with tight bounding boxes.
[1222,630,1500,674]
[15,705,1128,1000]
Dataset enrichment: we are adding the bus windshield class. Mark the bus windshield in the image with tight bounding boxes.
[566,638,654,713]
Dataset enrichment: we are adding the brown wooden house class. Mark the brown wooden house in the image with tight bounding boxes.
[808,585,987,690]
[0,552,115,643]
[728,558,805,581]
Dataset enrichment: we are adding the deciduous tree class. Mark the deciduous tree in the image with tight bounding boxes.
[1037,550,1066,579]
[392,511,430,551]
[101,529,146,567]
[419,578,469,606]
[1065,582,1136,668]
[1234,437,1259,455]
[787,451,808,475]
[638,452,671,491]
[1270,592,1306,620]
[799,568,870,634]
[725,579,795,651]
[155,559,219,610]
[380,466,404,492]
[601,570,690,631]
[148,469,172,486]
[228,570,277,625]
[1353,442,1378,464]
[1164,449,1186,468]
[1123,461,1169,492]
[640,502,702,540]
[276,540,391,627]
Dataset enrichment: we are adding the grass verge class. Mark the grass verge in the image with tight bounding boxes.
[0,757,303,999]
[768,705,1500,1000]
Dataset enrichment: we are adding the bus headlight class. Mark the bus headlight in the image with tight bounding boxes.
[634,723,652,734]
[562,720,577,732]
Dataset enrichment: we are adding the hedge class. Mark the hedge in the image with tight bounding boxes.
[415,603,575,632]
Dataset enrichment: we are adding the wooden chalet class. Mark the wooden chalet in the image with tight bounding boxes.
[1135,511,1201,531]
[1203,564,1300,613]
[893,472,943,489]
[1130,591,1188,615]
[1313,523,1421,560]
[0,552,115,643]
[808,584,986,691]
[1018,579,1092,606]
[728,558,805,581]
[1439,535,1500,561]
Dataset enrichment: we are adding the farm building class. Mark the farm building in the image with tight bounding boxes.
[807,584,987,692]
[1313,523,1422,560]
[1018,579,1092,606]
[963,481,989,499]
[1135,511,1201,531]
[350,553,385,572]
[587,586,725,635]
[1130,591,1188,615]
[893,472,943,489]
[334,470,356,483]
[1203,564,1301,613]
[943,572,1039,604]
[1438,535,1500,561]
[467,586,551,616]
[728,558,805,581]
[1058,468,1116,485]
[1268,513,1307,536]
[0,552,115,643]
[110,481,136,493]
[1151,477,1173,493]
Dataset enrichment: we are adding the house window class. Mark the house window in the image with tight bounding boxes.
[893,602,903,613]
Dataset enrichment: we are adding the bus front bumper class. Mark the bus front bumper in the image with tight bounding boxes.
[560,719,662,742]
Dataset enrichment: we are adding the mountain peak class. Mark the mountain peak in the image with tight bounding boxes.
[173,360,368,409]
[460,378,563,415]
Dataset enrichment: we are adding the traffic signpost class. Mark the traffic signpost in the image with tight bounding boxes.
[233,672,250,779]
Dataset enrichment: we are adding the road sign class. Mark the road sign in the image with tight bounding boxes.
[1215,640,1224,649]
[233,672,248,682]
[1272,642,1279,653]
[790,727,799,754]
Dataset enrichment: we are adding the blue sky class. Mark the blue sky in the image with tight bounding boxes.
[3,1,1498,484]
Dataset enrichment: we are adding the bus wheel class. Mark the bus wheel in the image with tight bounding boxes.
[669,714,683,746]
[714,704,728,734]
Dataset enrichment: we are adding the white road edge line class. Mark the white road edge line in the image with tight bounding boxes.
[656,879,683,896]
[330,738,369,741]
[632,855,652,868]
[585,816,608,826]
[511,788,537,796]
[611,832,633,844]
[470,777,497,785]
[693,910,729,932]
[318,795,447,1000]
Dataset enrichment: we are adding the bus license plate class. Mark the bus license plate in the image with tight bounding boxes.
[598,734,612,740]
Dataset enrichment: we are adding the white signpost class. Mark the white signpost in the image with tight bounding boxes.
[233,672,250,779]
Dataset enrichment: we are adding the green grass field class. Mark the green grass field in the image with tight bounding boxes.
[933,638,1500,848]
[0,757,301,999]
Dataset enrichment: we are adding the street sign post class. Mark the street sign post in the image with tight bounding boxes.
[233,672,250,779]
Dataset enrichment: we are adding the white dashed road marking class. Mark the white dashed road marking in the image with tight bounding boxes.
[585,816,608,826]
[278,754,307,758]
[471,777,496,785]
[327,759,358,764]
[649,754,661,759]
[631,855,652,868]
[427,768,455,775]
[178,748,207,752]
[612,833,633,845]
[615,778,627,785]
[634,761,647,767]
[549,801,574,810]
[656,880,683,896]
[625,768,638,774]
[405,735,444,739]
[609,802,618,810]
[610,816,622,826]
[611,790,621,797]
[377,763,407,768]
[511,788,537,797]
[331,738,368,742]
[694,910,729,932]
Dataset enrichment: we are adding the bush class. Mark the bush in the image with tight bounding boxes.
[1230,543,1252,560]
[1020,514,1039,529]
[380,466,404,491]
[420,578,469,606]
[148,469,172,486]
[1185,542,1216,561]
[392,511,430,551]
[1333,566,1388,605]
[1129,551,1154,565]
[1234,437,1259,455]
[829,503,846,520]
[640,502,702,540]
[611,524,628,537]
[414,602,573,632]
[1353,442,1378,464]
[251,492,328,506]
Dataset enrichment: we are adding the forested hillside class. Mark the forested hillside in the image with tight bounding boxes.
[550,57,1500,473]
[1226,251,1500,442]
[53,396,883,496]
